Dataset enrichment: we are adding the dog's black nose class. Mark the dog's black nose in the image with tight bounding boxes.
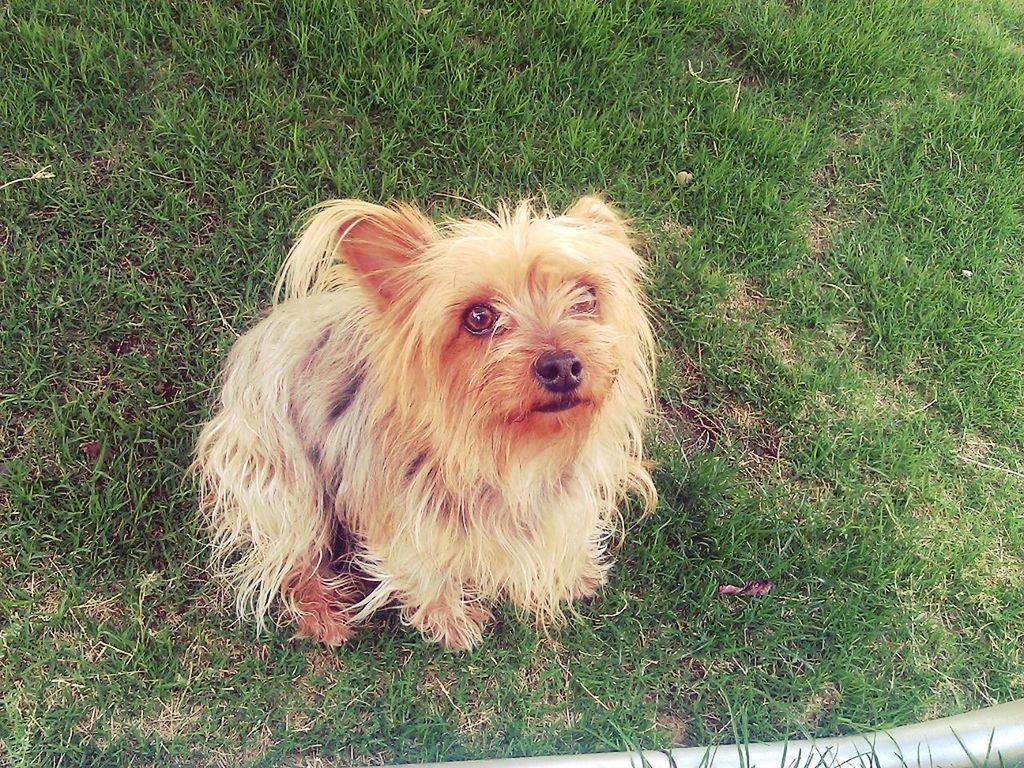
[533,351,583,393]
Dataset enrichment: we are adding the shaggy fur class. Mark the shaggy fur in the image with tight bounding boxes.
[193,195,657,650]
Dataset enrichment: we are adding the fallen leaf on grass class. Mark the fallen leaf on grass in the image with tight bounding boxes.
[154,380,178,401]
[80,440,102,461]
[717,579,773,597]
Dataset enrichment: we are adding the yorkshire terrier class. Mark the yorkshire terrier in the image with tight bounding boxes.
[193,195,657,650]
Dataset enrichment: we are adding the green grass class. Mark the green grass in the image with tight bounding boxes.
[2,0,1023,765]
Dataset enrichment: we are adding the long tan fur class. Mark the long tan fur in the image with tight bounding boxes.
[193,196,657,649]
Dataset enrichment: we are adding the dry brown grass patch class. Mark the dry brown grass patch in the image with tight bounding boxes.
[421,666,495,736]
[657,356,788,481]
[722,274,768,324]
[800,682,840,728]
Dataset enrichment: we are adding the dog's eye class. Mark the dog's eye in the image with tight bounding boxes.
[463,304,498,335]
[571,286,598,315]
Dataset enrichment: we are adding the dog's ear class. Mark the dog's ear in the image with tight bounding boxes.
[336,203,436,306]
[278,200,437,307]
[565,196,631,245]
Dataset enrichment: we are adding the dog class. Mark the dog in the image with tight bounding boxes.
[193,195,657,650]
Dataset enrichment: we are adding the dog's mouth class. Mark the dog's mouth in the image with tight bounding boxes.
[534,395,585,413]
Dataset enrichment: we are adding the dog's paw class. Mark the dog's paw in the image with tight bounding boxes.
[412,602,491,651]
[291,592,355,646]
[569,564,608,602]
[285,569,356,646]
[293,604,355,646]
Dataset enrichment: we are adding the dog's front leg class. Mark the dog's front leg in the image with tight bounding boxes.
[362,545,491,650]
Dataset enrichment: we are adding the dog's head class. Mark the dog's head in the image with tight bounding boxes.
[287,196,656,476]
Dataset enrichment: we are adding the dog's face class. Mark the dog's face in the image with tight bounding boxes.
[334,197,654,464]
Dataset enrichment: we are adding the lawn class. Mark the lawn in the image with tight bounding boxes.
[2,0,1023,765]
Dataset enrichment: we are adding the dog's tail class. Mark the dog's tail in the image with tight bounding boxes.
[274,199,436,304]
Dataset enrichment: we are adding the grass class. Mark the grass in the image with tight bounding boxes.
[2,0,1023,765]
